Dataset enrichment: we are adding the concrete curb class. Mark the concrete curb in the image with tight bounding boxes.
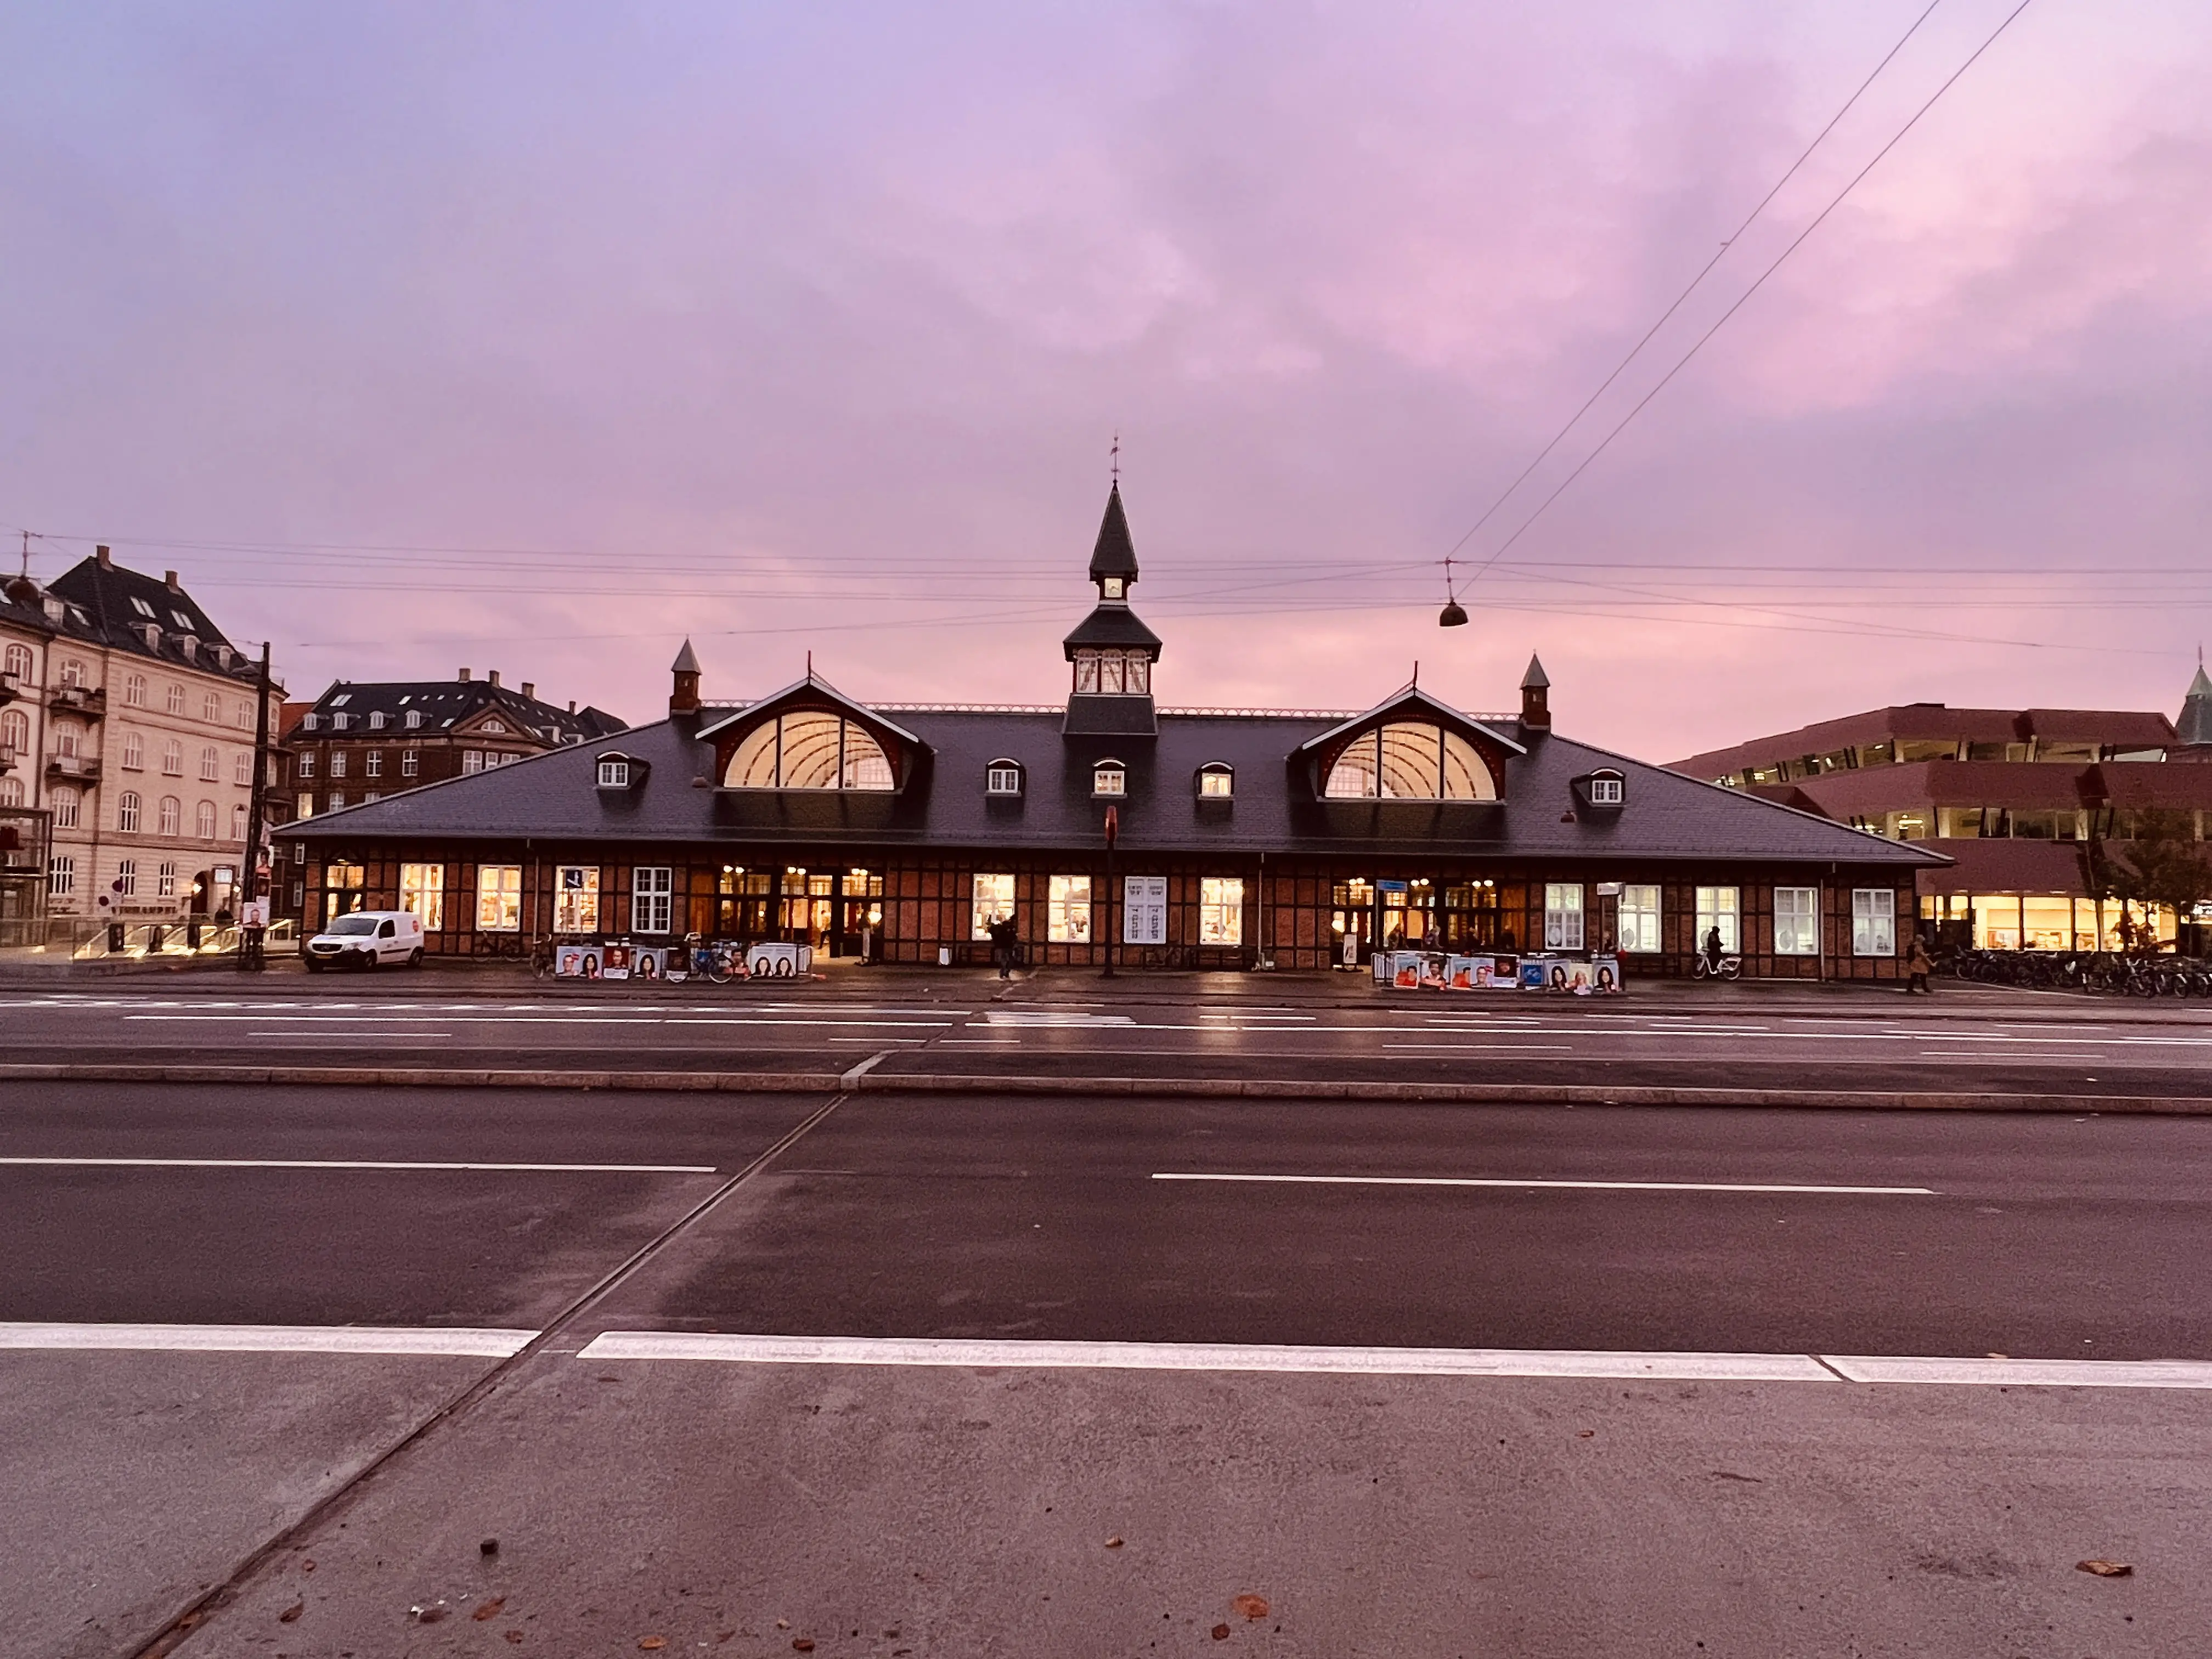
[0,1063,2198,1115]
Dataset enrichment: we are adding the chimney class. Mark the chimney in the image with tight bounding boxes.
[669,637,703,714]
[1519,653,1551,733]
[96,545,112,569]
[164,570,182,593]
[488,669,501,688]
[520,681,535,701]
[567,699,577,714]
[458,667,471,682]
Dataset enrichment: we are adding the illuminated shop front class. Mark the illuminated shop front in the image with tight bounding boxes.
[280,484,1939,978]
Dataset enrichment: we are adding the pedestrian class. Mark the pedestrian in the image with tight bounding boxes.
[1906,933,1934,995]
[1702,925,1724,975]
[988,912,1019,979]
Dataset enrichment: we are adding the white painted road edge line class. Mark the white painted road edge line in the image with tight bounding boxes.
[576,1332,1831,1381]
[0,1322,538,1357]
[839,1051,892,1088]
[0,1156,719,1173]
[574,1333,2212,1390]
[1150,1172,1939,1196]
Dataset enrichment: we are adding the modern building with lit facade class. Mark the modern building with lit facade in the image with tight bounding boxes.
[278,487,1938,978]
[1672,681,2212,950]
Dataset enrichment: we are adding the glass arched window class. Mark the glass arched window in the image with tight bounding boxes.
[724,713,895,791]
[0,708,26,756]
[3,643,31,680]
[195,800,216,839]
[118,792,142,832]
[1197,763,1234,798]
[158,795,180,836]
[1324,724,1495,800]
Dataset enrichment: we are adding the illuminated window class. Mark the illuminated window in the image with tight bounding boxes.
[476,865,521,932]
[971,872,1015,940]
[1048,875,1091,943]
[1092,761,1125,797]
[1617,885,1660,952]
[554,865,600,933]
[401,863,445,930]
[1324,724,1493,800]
[1695,887,1740,955]
[724,714,894,790]
[1197,764,1233,798]
[1199,877,1244,946]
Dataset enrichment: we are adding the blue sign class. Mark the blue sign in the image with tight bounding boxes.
[1376,880,1409,894]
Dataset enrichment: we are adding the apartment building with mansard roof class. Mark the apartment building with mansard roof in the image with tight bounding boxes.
[0,546,281,942]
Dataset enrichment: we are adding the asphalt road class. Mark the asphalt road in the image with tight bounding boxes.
[5,1079,2212,1656]
[7,967,2212,1095]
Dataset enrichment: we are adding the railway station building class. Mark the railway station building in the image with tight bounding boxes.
[277,486,1940,979]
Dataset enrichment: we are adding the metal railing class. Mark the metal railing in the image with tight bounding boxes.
[67,916,298,961]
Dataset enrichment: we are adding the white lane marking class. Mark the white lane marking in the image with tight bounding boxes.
[0,1322,536,1357]
[247,1030,452,1039]
[0,1156,716,1173]
[1150,1172,1937,1195]
[983,1011,1138,1027]
[1385,1043,1577,1052]
[576,1331,1832,1382]
[126,1014,955,1029]
[1827,1355,2212,1390]
[839,1051,892,1088]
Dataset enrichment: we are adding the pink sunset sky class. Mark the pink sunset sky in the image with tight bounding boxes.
[3,1,2208,761]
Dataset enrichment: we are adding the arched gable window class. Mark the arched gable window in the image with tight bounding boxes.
[1197,763,1234,798]
[725,713,894,791]
[1092,759,1126,797]
[985,759,1024,797]
[1324,723,1496,800]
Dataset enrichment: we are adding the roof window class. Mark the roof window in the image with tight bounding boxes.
[1197,763,1234,798]
[1323,723,1495,801]
[724,713,895,791]
[1093,760,1126,797]
[596,757,630,789]
[985,760,1024,797]
[331,693,351,706]
[129,596,155,619]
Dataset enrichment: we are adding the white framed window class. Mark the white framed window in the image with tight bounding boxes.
[52,787,79,829]
[554,865,600,933]
[463,751,484,775]
[1588,774,1624,805]
[633,866,674,934]
[295,792,313,819]
[1617,884,1660,952]
[1852,888,1897,956]
[54,723,81,759]
[328,750,347,778]
[597,758,629,788]
[235,698,253,730]
[328,791,345,810]
[362,791,379,804]
[117,792,142,833]
[1047,874,1091,943]
[368,710,386,730]
[971,872,1015,939]
[201,690,221,723]
[230,802,247,839]
[123,672,146,707]
[48,854,75,896]
[476,865,522,932]
[1774,887,1820,956]
[1092,761,1125,797]
[400,750,419,777]
[0,708,25,757]
[116,857,137,895]
[401,862,445,929]
[233,751,252,786]
[3,642,31,680]
[163,681,184,713]
[331,712,350,731]
[296,752,315,778]
[1199,876,1244,946]
[482,719,506,735]
[157,860,177,897]
[161,739,182,775]
[1122,874,1167,944]
[364,751,383,778]
[199,745,219,781]
[404,709,423,729]
[1198,764,1234,798]
[1543,882,1584,950]
[119,732,143,770]
[300,713,319,732]
[985,761,1023,797]
[0,777,18,806]
[157,795,180,836]
[195,800,215,838]
[1695,886,1741,955]
[59,658,84,688]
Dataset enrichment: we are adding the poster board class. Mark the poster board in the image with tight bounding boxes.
[1592,955,1623,994]
[601,943,633,981]
[555,945,606,979]
[1517,956,1549,990]
[1123,876,1167,945]
[746,941,814,977]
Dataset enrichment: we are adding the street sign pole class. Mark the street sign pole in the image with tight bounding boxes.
[236,640,273,972]
[1102,805,1118,979]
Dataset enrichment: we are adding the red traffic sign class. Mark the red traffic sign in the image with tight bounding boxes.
[1104,805,1119,848]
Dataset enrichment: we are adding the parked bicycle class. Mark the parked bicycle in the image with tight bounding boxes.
[1692,953,1742,981]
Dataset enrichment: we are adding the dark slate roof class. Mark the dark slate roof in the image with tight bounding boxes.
[2178,665,2212,747]
[279,702,1945,869]
[1088,483,1139,581]
[297,679,627,742]
[5,556,260,682]
[1063,605,1164,653]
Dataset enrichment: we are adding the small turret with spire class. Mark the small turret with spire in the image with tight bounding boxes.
[2177,648,2212,753]
[1519,653,1551,735]
[1063,478,1163,737]
[669,637,702,715]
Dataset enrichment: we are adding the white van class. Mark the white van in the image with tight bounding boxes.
[304,909,425,971]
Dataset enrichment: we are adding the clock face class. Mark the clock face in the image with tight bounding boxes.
[1102,578,1124,599]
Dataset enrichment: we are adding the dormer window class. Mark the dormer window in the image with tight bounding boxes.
[1588,772,1624,806]
[1197,763,1234,798]
[1093,760,1126,797]
[368,710,387,730]
[1323,723,1497,800]
[724,712,896,791]
[331,712,350,731]
[300,713,319,731]
[482,719,507,735]
[1073,649,1150,695]
[596,757,630,788]
[404,709,423,729]
[985,760,1024,797]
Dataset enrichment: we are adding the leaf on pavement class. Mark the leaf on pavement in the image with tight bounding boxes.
[1104,1536,1124,1549]
[278,1602,304,1624]
[640,1640,668,1651]
[472,1598,506,1622]
[1211,1623,1232,1640]
[2077,1559,2134,1577]
[793,1640,816,1652]
[1233,1595,1269,1620]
